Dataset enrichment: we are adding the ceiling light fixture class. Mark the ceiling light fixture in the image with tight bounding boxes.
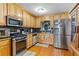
[35,7,47,13]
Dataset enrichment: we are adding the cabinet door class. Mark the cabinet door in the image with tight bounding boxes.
[22,10,27,27]
[27,34,32,48]
[53,15,61,20]
[30,15,33,27]
[30,15,36,28]
[60,13,70,19]
[77,8,79,26]
[23,10,31,27]
[32,17,36,28]
[26,14,31,27]
[60,14,65,19]
[36,17,42,28]
[15,4,23,20]
[0,44,11,56]
[0,3,6,25]
[8,3,16,17]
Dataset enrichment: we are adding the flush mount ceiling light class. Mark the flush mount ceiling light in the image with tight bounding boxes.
[35,7,47,14]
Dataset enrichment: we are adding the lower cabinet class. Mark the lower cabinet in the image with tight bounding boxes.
[0,38,11,56]
[37,32,53,44]
[0,45,11,56]
[27,34,33,49]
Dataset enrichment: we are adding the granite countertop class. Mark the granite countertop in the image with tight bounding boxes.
[0,36,11,39]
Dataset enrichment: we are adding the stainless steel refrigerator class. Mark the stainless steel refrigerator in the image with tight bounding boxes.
[53,19,71,49]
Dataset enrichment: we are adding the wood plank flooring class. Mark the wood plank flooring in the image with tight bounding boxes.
[27,44,72,56]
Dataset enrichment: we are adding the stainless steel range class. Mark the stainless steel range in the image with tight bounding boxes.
[10,28,27,56]
[11,33,26,56]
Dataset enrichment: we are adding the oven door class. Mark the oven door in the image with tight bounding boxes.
[16,39,26,53]
[12,39,26,56]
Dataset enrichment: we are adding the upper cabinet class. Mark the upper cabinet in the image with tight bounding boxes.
[7,3,36,28]
[70,4,78,26]
[0,3,7,26]
[22,10,27,27]
[35,17,42,28]
[77,8,79,26]
[7,3,16,17]
[60,13,70,19]
[15,4,23,20]
[35,13,70,28]
[22,10,31,27]
[30,15,36,28]
[26,13,31,27]
[53,12,70,20]
[53,14,61,20]
[8,3,23,21]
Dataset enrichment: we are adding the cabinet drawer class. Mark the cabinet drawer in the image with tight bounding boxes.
[27,42,32,45]
[0,44,11,56]
[27,44,32,48]
[27,41,32,43]
[0,38,11,47]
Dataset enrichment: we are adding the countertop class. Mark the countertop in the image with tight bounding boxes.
[0,36,11,42]
[0,36,11,39]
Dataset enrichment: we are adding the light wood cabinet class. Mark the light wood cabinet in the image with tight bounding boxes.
[0,44,11,56]
[7,3,16,17]
[15,4,23,20]
[76,7,79,26]
[30,15,34,27]
[27,34,33,49]
[0,38,11,56]
[22,10,28,27]
[33,17,36,28]
[60,14,66,19]
[36,17,42,28]
[37,32,53,44]
[26,13,31,27]
[8,3,23,20]
[0,3,7,25]
[53,15,61,20]
[22,10,31,27]
[30,15,36,28]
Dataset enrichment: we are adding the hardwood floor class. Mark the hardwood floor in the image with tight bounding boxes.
[27,44,72,56]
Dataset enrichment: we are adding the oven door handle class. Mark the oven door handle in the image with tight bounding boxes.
[16,39,26,42]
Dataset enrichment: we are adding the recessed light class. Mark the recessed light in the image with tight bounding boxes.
[35,7,47,13]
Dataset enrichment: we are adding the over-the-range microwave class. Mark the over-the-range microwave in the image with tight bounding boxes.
[6,16,22,27]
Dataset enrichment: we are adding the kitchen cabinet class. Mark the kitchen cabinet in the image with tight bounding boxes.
[0,38,11,56]
[30,15,34,27]
[37,32,53,44]
[0,3,7,25]
[60,13,66,19]
[30,15,36,28]
[15,4,23,20]
[26,13,31,27]
[22,10,28,27]
[37,33,41,42]
[53,14,61,20]
[22,10,31,27]
[8,3,23,21]
[36,17,42,28]
[0,44,11,56]
[77,8,79,26]
[27,34,33,49]
[60,13,69,19]
[7,3,16,17]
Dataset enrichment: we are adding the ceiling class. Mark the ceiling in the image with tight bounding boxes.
[19,3,76,16]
